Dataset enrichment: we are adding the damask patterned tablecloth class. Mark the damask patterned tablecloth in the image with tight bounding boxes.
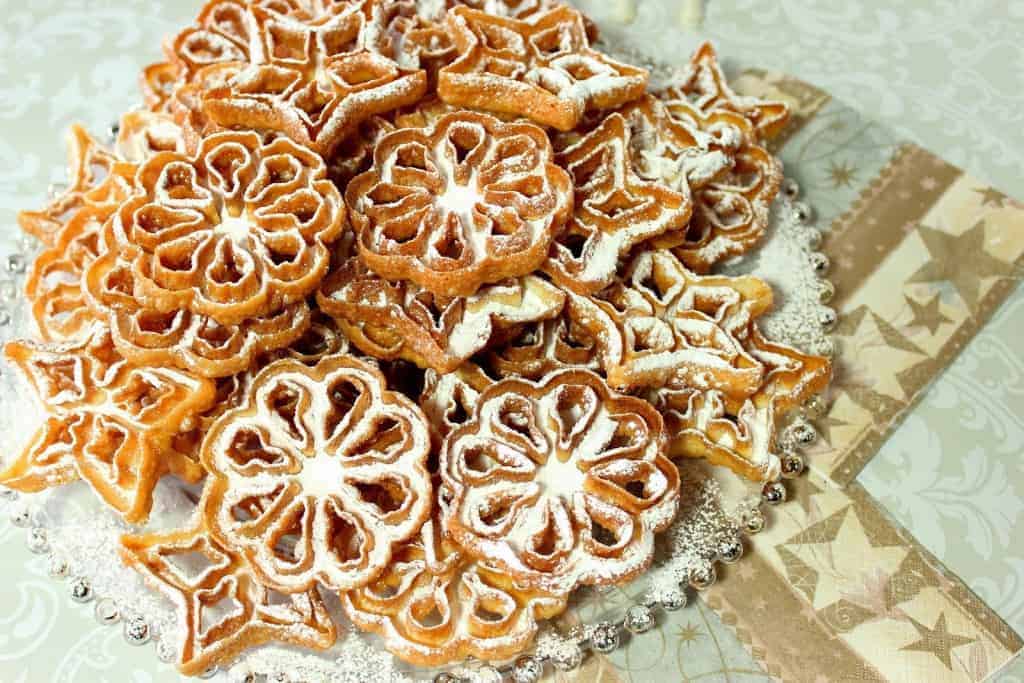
[0,1,1022,682]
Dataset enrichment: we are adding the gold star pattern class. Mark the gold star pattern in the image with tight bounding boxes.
[788,475,824,517]
[900,612,974,670]
[827,160,856,188]
[974,187,1007,208]
[908,221,1013,311]
[834,307,927,402]
[814,413,849,447]
[782,507,908,610]
[904,293,952,335]
[676,622,704,647]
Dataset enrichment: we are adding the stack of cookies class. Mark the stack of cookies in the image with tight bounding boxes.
[2,0,830,675]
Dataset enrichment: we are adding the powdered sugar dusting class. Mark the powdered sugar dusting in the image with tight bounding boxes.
[723,194,833,356]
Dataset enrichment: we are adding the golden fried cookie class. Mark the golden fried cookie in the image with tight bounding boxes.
[486,311,601,380]
[140,61,181,113]
[349,111,572,297]
[0,328,216,522]
[652,326,830,481]
[440,369,678,594]
[199,354,432,592]
[419,363,495,444]
[565,249,773,393]
[201,3,427,157]
[326,115,395,191]
[317,254,565,372]
[121,521,336,676]
[439,6,645,131]
[341,514,567,666]
[89,130,343,325]
[18,125,121,246]
[616,94,735,202]
[165,0,258,83]
[85,238,313,378]
[653,99,783,270]
[114,110,186,162]
[22,163,145,372]
[25,197,123,342]
[545,111,692,294]
[661,42,790,141]
[382,3,459,84]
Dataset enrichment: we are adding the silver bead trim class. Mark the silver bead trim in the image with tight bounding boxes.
[94,598,120,625]
[123,616,151,646]
[69,576,94,603]
[762,481,787,505]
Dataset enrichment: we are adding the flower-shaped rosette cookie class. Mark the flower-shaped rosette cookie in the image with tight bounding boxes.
[349,111,572,297]
[545,111,692,294]
[439,6,646,131]
[93,130,343,326]
[85,228,313,379]
[566,250,773,393]
[201,3,427,157]
[441,369,678,594]
[342,515,567,666]
[200,355,432,593]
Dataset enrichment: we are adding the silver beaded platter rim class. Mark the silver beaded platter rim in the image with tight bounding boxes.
[0,148,835,682]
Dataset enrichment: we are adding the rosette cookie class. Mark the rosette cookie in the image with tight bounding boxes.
[317,253,565,372]
[440,369,678,594]
[439,6,645,131]
[660,41,790,142]
[651,325,830,482]
[566,249,773,393]
[545,111,692,294]
[121,520,337,675]
[201,2,426,156]
[18,125,122,246]
[199,355,432,592]
[348,111,572,297]
[25,157,137,342]
[651,98,783,271]
[0,328,215,522]
[87,130,344,325]
[341,515,567,665]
